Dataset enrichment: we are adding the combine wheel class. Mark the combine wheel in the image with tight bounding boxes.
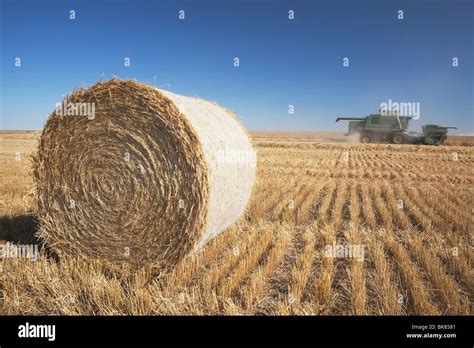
[392,133,404,144]
[361,135,371,143]
[360,134,372,144]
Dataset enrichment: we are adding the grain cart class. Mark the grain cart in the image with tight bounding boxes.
[335,114,413,144]
[421,124,457,145]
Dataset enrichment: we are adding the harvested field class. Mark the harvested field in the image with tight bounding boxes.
[0,131,472,315]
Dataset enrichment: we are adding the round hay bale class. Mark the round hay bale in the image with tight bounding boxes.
[33,79,256,266]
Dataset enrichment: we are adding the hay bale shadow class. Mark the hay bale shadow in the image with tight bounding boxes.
[0,214,40,244]
[0,214,59,260]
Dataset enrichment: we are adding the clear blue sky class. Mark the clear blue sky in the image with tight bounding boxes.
[1,0,473,132]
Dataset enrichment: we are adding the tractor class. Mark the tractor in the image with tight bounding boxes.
[421,124,457,145]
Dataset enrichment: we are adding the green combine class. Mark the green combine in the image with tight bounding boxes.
[336,114,456,145]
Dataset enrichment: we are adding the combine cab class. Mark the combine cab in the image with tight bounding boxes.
[336,114,456,145]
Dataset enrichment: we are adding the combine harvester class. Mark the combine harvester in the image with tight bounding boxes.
[336,113,456,145]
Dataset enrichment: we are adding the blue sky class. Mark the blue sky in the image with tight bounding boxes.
[1,0,473,132]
